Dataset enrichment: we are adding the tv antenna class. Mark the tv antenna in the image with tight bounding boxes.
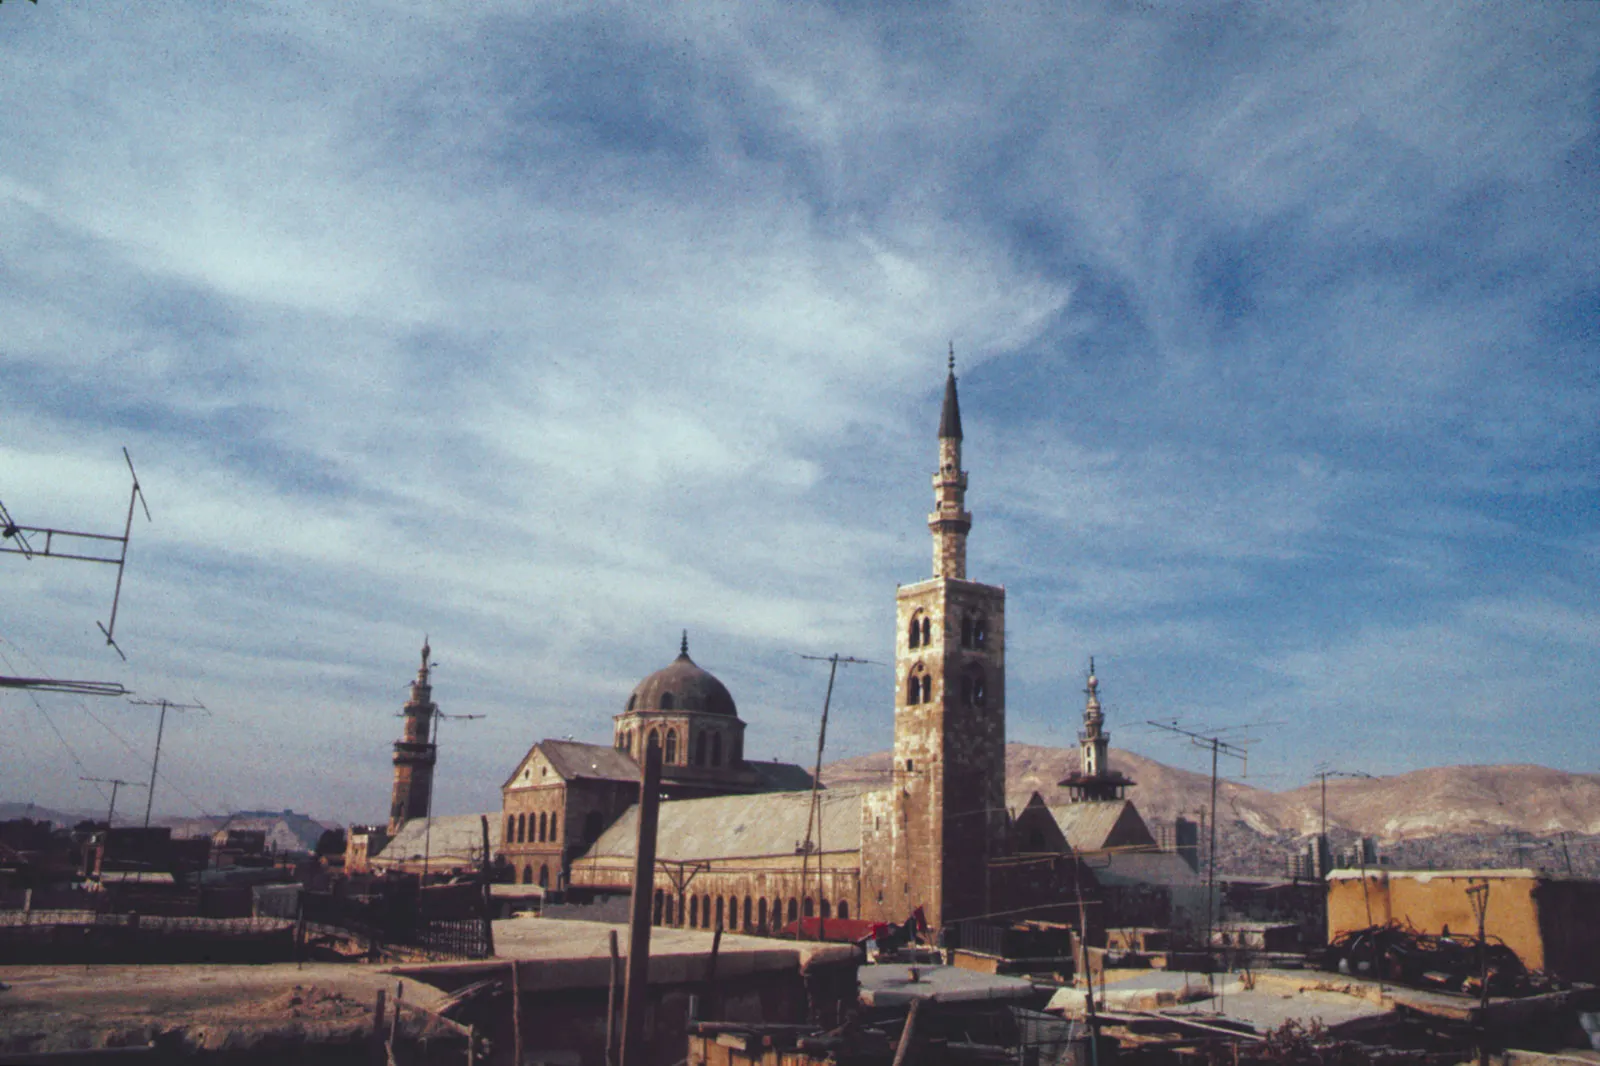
[129,696,207,827]
[421,708,484,878]
[0,447,151,660]
[795,651,880,938]
[1146,719,1251,962]
[79,776,147,827]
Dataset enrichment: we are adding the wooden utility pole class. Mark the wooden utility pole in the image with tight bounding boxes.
[620,738,664,1066]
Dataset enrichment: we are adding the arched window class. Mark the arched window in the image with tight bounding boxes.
[522,864,532,884]
[838,901,849,919]
[514,814,524,843]
[787,899,798,923]
[648,728,660,755]
[920,674,932,703]
[550,815,560,841]
[961,616,973,648]
[654,889,663,925]
[757,897,767,930]
[505,815,515,843]
[695,731,708,766]
[908,614,922,649]
[711,733,723,767]
[665,896,674,925]
[538,812,548,842]
[963,666,987,707]
[690,896,699,928]
[972,669,986,706]
[803,898,814,918]
[665,730,678,764]
[744,897,752,929]
[539,864,549,888]
[820,899,831,919]
[974,616,987,647]
[906,674,920,705]
[726,895,736,928]
[921,616,931,645]
[660,692,674,710]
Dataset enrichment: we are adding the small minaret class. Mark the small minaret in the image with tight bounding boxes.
[388,638,438,833]
[928,348,972,580]
[1059,657,1135,802]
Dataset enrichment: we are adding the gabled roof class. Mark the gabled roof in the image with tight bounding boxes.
[582,786,872,864]
[375,813,502,864]
[1046,800,1156,853]
[503,740,640,791]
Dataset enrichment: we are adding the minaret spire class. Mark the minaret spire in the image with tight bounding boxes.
[1058,656,1135,802]
[929,351,972,578]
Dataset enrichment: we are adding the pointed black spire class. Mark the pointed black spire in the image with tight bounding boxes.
[679,629,690,659]
[939,345,963,440]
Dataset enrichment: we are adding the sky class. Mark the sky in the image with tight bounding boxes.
[2,2,1597,826]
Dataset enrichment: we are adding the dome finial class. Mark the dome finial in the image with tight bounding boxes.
[948,341,955,374]
[680,629,689,658]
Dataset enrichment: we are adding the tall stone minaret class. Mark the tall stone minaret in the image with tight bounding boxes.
[388,639,438,833]
[930,349,973,580]
[862,352,1007,932]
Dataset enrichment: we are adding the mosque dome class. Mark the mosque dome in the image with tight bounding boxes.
[625,633,738,717]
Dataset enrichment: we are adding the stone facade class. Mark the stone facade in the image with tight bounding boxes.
[388,641,438,834]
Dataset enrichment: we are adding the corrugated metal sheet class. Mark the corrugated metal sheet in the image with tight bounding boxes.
[1047,801,1147,852]
[377,813,502,863]
[588,786,873,862]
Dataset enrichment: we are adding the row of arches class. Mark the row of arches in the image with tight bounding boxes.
[905,664,988,707]
[906,610,990,650]
[616,725,735,768]
[507,811,560,844]
[651,890,850,932]
[520,863,550,887]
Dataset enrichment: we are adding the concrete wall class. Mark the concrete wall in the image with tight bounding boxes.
[1328,871,1555,973]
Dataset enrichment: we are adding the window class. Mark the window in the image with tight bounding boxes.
[715,896,724,930]
[505,815,514,843]
[803,898,814,918]
[665,729,678,764]
[820,899,831,918]
[690,896,699,928]
[538,812,548,842]
[974,616,987,647]
[539,864,549,888]
[963,666,987,707]
[961,616,973,648]
[757,897,767,930]
[908,614,922,649]
[921,616,931,645]
[522,864,532,884]
[787,899,798,923]
[743,897,752,929]
[654,890,664,925]
[665,896,674,925]
[711,733,723,767]
[906,674,920,705]
[838,901,849,919]
[660,692,674,710]
[695,731,708,766]
[920,674,932,703]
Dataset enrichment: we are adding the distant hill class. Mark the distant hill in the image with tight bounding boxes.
[822,744,1600,841]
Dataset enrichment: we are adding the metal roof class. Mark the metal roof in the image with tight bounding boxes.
[377,813,502,863]
[540,740,640,783]
[1047,800,1154,853]
[585,786,874,863]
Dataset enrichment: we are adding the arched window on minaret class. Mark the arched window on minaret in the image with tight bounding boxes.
[906,672,921,705]
[920,673,933,703]
[921,615,931,646]
[908,613,922,649]
[963,665,986,707]
[973,616,988,648]
[961,616,973,648]
[665,729,678,764]
[711,732,723,767]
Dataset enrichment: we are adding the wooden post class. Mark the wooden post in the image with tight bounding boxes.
[705,924,723,1021]
[510,961,523,1066]
[606,928,621,1066]
[466,1023,476,1066]
[891,997,922,1066]
[619,739,664,1066]
[388,982,402,1056]
[371,988,387,1064]
[480,814,496,958]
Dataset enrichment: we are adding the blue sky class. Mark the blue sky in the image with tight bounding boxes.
[2,2,1597,824]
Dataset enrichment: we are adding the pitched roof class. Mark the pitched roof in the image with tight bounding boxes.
[540,740,640,783]
[375,814,502,864]
[1046,800,1155,853]
[583,786,872,864]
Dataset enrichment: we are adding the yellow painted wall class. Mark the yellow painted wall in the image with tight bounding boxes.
[1327,871,1546,971]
